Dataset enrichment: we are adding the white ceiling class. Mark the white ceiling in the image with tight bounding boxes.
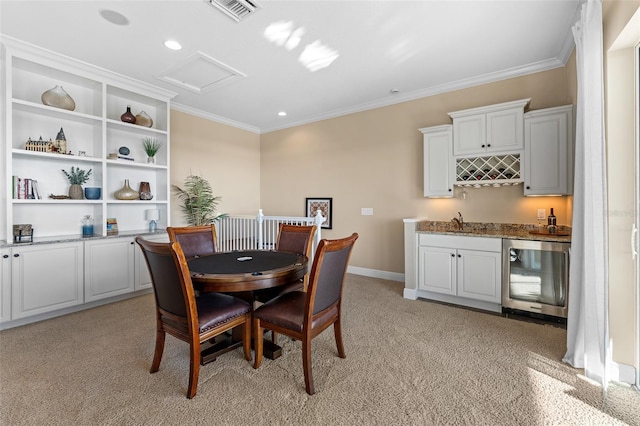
[0,0,582,133]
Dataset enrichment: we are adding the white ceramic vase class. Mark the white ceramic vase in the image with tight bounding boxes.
[41,85,76,111]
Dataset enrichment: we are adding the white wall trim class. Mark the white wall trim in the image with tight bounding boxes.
[172,56,571,135]
[347,266,404,283]
[171,103,261,134]
[608,360,637,386]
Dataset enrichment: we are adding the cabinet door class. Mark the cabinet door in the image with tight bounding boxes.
[486,107,524,153]
[134,233,168,291]
[422,126,454,197]
[11,242,84,319]
[84,238,134,302]
[524,107,572,196]
[0,249,11,323]
[418,245,456,295]
[453,115,486,156]
[457,249,501,303]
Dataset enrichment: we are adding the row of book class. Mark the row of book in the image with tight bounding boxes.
[13,176,42,199]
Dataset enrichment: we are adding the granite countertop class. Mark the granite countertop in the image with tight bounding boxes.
[416,221,571,243]
[1,229,168,248]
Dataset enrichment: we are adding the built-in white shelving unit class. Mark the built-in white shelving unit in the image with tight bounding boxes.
[2,36,176,241]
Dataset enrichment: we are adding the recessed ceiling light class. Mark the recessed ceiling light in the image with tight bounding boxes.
[99,9,129,26]
[164,40,182,51]
[390,88,400,94]
[278,111,287,117]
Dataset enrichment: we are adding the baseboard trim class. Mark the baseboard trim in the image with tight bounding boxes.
[609,360,637,386]
[0,289,152,330]
[347,266,404,282]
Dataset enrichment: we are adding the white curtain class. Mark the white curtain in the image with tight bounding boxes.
[562,0,610,388]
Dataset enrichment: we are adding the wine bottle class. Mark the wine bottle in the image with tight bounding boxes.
[547,208,557,234]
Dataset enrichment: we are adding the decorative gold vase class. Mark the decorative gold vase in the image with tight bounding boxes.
[135,111,153,127]
[68,184,84,200]
[114,179,139,200]
[41,85,76,111]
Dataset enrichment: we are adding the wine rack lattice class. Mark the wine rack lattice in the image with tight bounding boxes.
[455,154,521,187]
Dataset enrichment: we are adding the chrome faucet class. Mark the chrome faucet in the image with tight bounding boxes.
[451,212,464,231]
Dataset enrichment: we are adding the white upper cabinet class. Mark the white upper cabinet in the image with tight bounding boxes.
[449,99,530,157]
[523,105,574,196]
[420,125,454,198]
[2,36,176,241]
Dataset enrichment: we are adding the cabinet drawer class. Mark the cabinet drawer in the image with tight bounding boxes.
[419,233,501,252]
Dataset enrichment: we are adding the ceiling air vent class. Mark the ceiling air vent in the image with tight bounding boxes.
[206,0,260,22]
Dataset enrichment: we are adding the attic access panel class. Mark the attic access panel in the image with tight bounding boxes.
[155,51,246,94]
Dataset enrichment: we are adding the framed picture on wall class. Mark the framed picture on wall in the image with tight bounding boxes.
[305,197,332,229]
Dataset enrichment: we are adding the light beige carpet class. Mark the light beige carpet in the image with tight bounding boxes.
[1,274,638,425]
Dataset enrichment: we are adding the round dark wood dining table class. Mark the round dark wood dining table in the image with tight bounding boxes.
[187,250,308,364]
[188,249,307,293]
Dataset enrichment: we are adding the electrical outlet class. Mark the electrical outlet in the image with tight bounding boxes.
[537,208,546,220]
[361,208,373,216]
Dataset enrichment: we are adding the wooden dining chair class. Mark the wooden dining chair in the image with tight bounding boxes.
[252,233,358,395]
[254,224,317,301]
[166,225,218,259]
[135,236,252,399]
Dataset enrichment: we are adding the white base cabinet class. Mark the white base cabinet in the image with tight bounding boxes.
[416,234,502,312]
[1,249,11,322]
[84,238,134,302]
[1,233,165,329]
[11,241,84,320]
[134,233,169,291]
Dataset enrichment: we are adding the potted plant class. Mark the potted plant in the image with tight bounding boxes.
[172,174,227,226]
[142,137,163,164]
[62,166,92,199]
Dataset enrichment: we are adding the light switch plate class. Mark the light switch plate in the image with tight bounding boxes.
[537,208,546,220]
[361,208,373,216]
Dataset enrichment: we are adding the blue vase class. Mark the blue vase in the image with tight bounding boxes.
[84,187,101,200]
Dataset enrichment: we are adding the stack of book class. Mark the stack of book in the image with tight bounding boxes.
[12,176,42,199]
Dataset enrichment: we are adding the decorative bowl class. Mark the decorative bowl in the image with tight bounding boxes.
[84,187,101,200]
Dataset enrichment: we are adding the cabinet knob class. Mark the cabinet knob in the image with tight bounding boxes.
[451,253,455,257]
[458,254,461,258]
[2,254,8,259]
[130,242,134,245]
[526,186,530,189]
[448,188,452,192]
[13,253,19,257]
[487,144,491,148]
[481,144,485,148]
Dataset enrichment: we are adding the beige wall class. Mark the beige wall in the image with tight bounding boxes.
[603,0,639,373]
[169,6,640,376]
[260,66,576,273]
[169,110,261,225]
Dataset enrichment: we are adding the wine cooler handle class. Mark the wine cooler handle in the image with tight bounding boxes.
[631,224,638,259]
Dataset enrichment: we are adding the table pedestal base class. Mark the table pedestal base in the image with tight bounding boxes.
[200,333,282,365]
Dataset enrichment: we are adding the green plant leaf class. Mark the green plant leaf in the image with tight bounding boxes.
[61,166,92,185]
[172,174,226,226]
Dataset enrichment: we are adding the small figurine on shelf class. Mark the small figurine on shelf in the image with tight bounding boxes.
[55,127,68,154]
